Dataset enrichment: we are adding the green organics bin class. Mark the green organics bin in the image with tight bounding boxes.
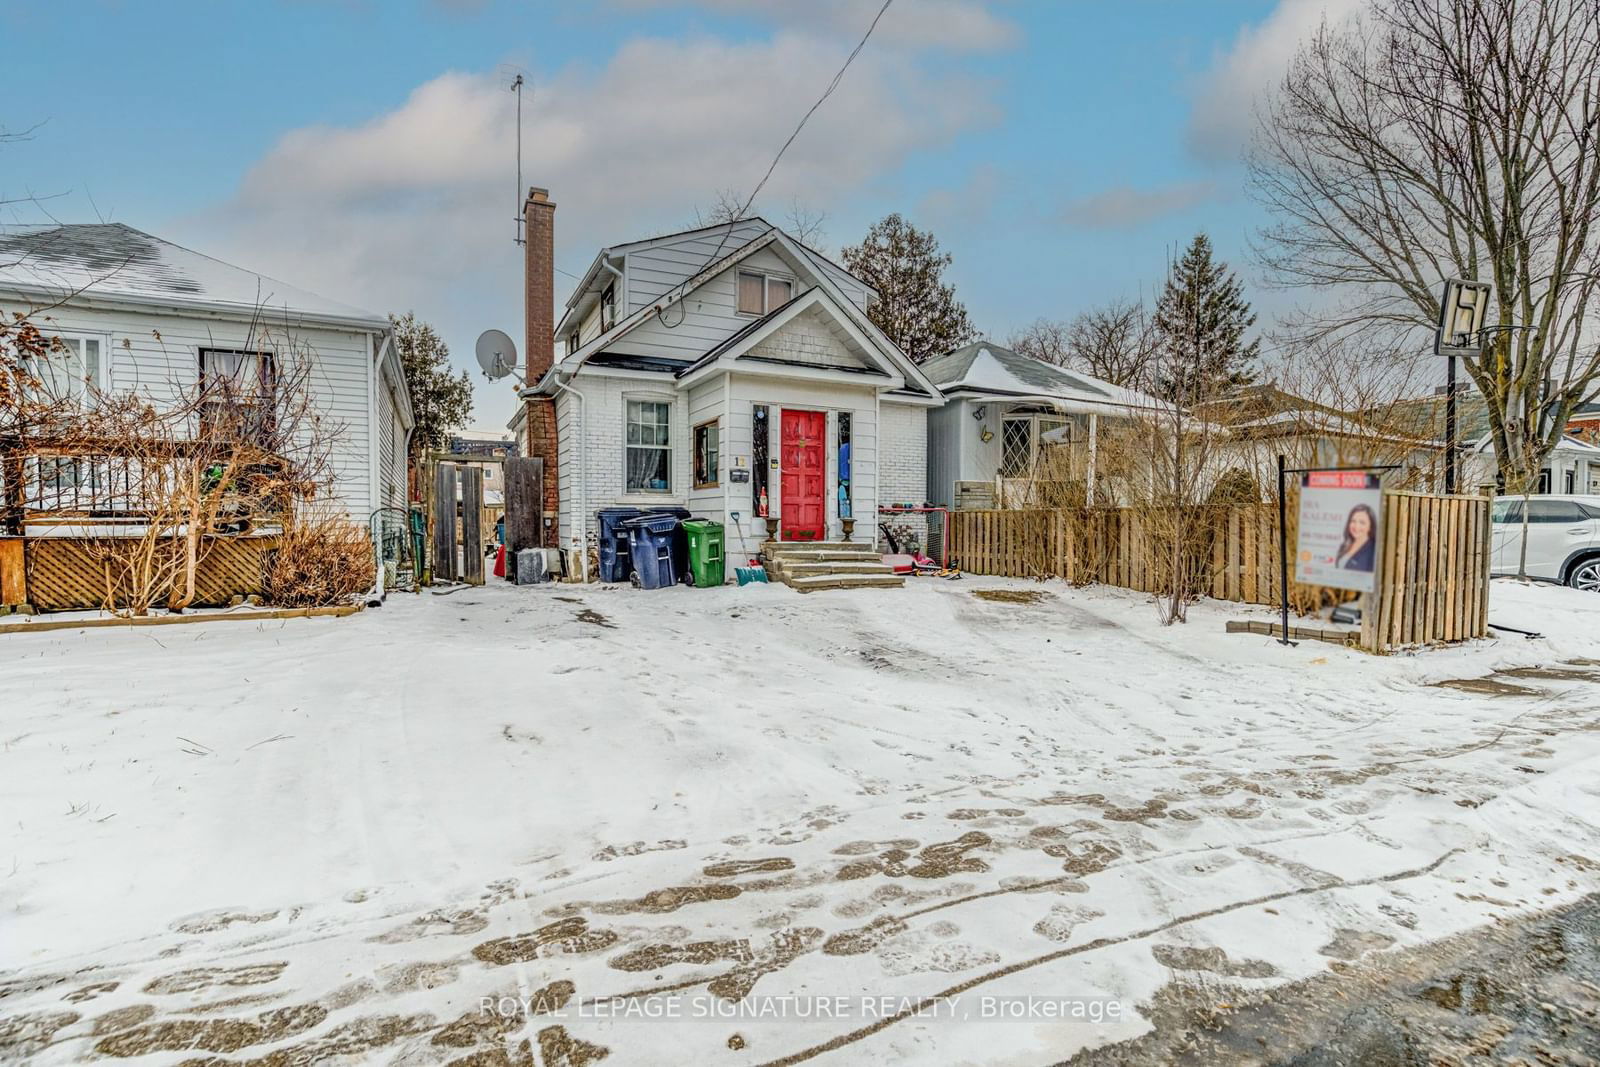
[682,519,725,587]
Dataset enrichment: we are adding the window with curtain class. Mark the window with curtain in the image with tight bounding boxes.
[737,271,766,315]
[736,270,794,315]
[626,399,672,493]
[25,335,103,402]
[694,420,720,488]
[199,348,276,442]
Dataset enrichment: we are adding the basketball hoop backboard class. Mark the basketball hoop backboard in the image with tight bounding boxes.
[1435,278,1492,356]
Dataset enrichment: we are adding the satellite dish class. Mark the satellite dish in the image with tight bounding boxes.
[475,329,518,380]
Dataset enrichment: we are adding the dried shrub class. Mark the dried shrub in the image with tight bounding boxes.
[262,515,374,607]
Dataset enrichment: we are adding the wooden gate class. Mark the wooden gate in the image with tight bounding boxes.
[503,456,545,569]
[461,466,484,586]
[431,462,458,582]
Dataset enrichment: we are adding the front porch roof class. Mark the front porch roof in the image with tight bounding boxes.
[925,341,1160,414]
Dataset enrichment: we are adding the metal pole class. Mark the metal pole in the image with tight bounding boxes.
[1278,453,1292,646]
[1444,352,1457,494]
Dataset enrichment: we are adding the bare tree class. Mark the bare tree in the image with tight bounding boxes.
[783,198,829,248]
[1008,318,1071,366]
[1011,302,1161,389]
[1251,0,1600,498]
[696,190,829,248]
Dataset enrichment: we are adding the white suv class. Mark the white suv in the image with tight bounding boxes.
[1490,495,1600,591]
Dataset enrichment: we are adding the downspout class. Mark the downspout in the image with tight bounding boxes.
[549,370,589,582]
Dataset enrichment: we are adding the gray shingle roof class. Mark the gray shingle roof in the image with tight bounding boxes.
[0,223,385,327]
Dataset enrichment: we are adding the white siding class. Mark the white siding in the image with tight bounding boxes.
[612,248,801,362]
[686,378,725,519]
[622,220,774,313]
[4,297,382,519]
[377,363,408,511]
[724,373,877,545]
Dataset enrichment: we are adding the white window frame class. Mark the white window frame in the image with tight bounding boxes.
[998,412,1070,477]
[22,331,110,403]
[735,269,796,317]
[624,395,674,496]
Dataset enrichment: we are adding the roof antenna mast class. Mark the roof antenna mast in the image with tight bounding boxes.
[511,74,525,247]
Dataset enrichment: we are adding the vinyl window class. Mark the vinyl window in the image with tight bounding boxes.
[693,420,720,489]
[625,399,672,493]
[23,334,106,403]
[736,270,794,316]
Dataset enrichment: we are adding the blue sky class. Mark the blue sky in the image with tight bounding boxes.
[0,0,1336,430]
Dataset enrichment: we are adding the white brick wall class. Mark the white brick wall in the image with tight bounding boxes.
[879,401,931,554]
[555,372,692,547]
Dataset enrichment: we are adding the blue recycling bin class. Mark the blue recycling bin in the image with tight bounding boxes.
[597,507,643,583]
[645,507,691,583]
[625,514,684,590]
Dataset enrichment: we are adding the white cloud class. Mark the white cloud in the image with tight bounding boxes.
[191,30,997,424]
[1058,181,1221,231]
[608,0,1018,53]
[1187,0,1365,164]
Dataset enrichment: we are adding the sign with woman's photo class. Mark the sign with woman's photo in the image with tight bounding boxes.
[1295,471,1382,593]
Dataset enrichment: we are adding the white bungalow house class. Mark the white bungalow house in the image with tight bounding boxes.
[0,224,412,526]
[921,341,1162,510]
[510,190,941,578]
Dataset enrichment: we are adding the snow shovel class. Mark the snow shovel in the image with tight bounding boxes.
[730,512,768,585]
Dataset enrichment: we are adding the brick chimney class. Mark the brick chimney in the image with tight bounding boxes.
[522,187,560,545]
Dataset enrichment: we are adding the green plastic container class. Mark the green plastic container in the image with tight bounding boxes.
[682,519,726,587]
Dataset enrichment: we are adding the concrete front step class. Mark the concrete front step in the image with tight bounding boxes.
[771,559,895,578]
[763,551,883,567]
[785,572,905,592]
[763,541,878,558]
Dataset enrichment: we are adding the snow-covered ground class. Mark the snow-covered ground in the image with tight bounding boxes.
[2,576,1598,1065]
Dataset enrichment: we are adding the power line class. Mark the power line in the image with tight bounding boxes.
[656,0,894,328]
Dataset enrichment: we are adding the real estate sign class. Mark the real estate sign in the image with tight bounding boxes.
[1296,471,1382,593]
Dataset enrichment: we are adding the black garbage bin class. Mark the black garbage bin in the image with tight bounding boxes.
[597,507,643,582]
[624,514,683,590]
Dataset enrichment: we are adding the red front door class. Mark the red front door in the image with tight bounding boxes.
[780,409,826,541]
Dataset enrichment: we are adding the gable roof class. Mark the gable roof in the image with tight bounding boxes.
[0,223,388,330]
[675,287,899,388]
[923,341,1158,411]
[534,225,940,399]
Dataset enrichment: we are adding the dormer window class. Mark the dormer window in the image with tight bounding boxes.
[737,270,794,316]
[601,283,616,330]
[566,332,579,356]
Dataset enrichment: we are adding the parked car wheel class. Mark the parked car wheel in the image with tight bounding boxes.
[1568,556,1600,593]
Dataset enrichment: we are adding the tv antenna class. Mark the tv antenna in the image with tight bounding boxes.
[511,73,527,246]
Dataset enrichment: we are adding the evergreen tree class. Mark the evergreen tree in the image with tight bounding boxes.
[1151,233,1258,403]
[841,214,976,363]
[390,312,473,459]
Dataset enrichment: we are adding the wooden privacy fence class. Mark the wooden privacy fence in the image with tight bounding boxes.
[949,494,1491,651]
[949,505,1284,605]
[1,535,279,613]
[1363,491,1490,650]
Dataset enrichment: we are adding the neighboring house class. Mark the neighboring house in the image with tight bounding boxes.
[510,190,941,569]
[0,223,412,524]
[1387,389,1600,495]
[1199,383,1444,495]
[921,341,1160,509]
